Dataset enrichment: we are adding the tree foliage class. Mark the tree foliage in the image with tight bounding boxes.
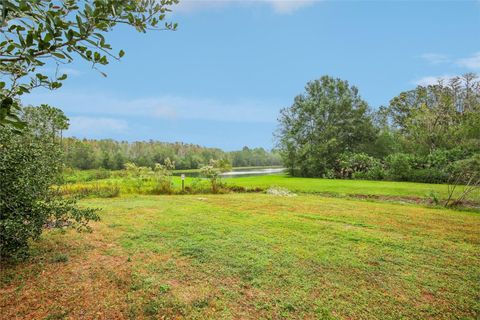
[0,105,99,259]
[277,75,376,177]
[385,73,479,154]
[62,138,282,170]
[0,0,178,128]
[277,74,479,184]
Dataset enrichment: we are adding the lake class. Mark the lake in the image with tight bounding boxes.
[174,167,285,178]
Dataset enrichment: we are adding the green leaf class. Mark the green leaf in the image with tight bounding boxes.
[26,33,33,46]
[51,52,65,59]
[44,33,53,43]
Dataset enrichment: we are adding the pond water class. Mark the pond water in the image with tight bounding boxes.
[174,167,285,178]
[220,167,285,178]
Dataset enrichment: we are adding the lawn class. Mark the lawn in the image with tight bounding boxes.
[61,170,480,205]
[1,193,479,319]
[226,174,480,201]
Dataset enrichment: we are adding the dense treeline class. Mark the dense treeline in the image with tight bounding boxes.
[277,74,480,183]
[63,139,282,170]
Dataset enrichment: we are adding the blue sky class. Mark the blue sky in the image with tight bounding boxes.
[24,0,480,151]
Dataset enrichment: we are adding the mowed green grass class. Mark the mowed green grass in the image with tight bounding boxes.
[2,194,479,319]
[62,169,480,204]
[225,174,480,201]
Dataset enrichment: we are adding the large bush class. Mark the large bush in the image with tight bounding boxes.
[0,106,99,259]
[384,153,415,181]
[448,154,480,184]
[336,153,384,180]
[408,168,449,184]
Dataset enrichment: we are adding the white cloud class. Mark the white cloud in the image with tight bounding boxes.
[420,53,449,65]
[174,0,229,12]
[457,52,480,70]
[67,117,128,136]
[266,0,315,14]
[411,74,454,87]
[58,67,83,76]
[173,0,316,14]
[417,51,480,71]
[21,90,279,124]
[36,66,83,77]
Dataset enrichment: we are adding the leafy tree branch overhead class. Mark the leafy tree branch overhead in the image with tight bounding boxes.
[0,0,178,129]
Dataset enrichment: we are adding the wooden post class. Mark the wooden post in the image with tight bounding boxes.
[181,174,185,192]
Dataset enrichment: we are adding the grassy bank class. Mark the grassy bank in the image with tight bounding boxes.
[1,194,479,319]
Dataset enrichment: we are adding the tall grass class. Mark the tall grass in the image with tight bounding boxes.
[59,183,120,198]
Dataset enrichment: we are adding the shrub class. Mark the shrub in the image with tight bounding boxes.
[0,108,99,259]
[384,153,415,181]
[91,168,111,180]
[444,154,480,207]
[200,158,232,193]
[425,149,450,170]
[322,169,335,179]
[337,153,384,180]
[408,168,449,184]
[123,159,176,195]
[426,147,475,170]
[352,166,386,180]
[150,158,175,194]
[427,191,441,205]
[183,177,211,194]
[124,162,152,191]
[448,154,480,184]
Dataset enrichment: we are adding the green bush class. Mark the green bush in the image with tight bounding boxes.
[91,168,111,180]
[352,165,386,181]
[337,153,384,180]
[408,168,449,184]
[0,106,99,259]
[448,154,480,184]
[385,153,415,181]
[201,158,232,193]
[425,148,473,171]
[150,158,175,194]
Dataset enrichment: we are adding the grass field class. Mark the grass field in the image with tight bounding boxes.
[226,174,480,202]
[61,170,480,204]
[1,193,479,319]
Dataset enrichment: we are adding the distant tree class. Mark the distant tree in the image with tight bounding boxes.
[61,138,281,171]
[276,76,376,177]
[0,0,178,130]
[22,104,69,141]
